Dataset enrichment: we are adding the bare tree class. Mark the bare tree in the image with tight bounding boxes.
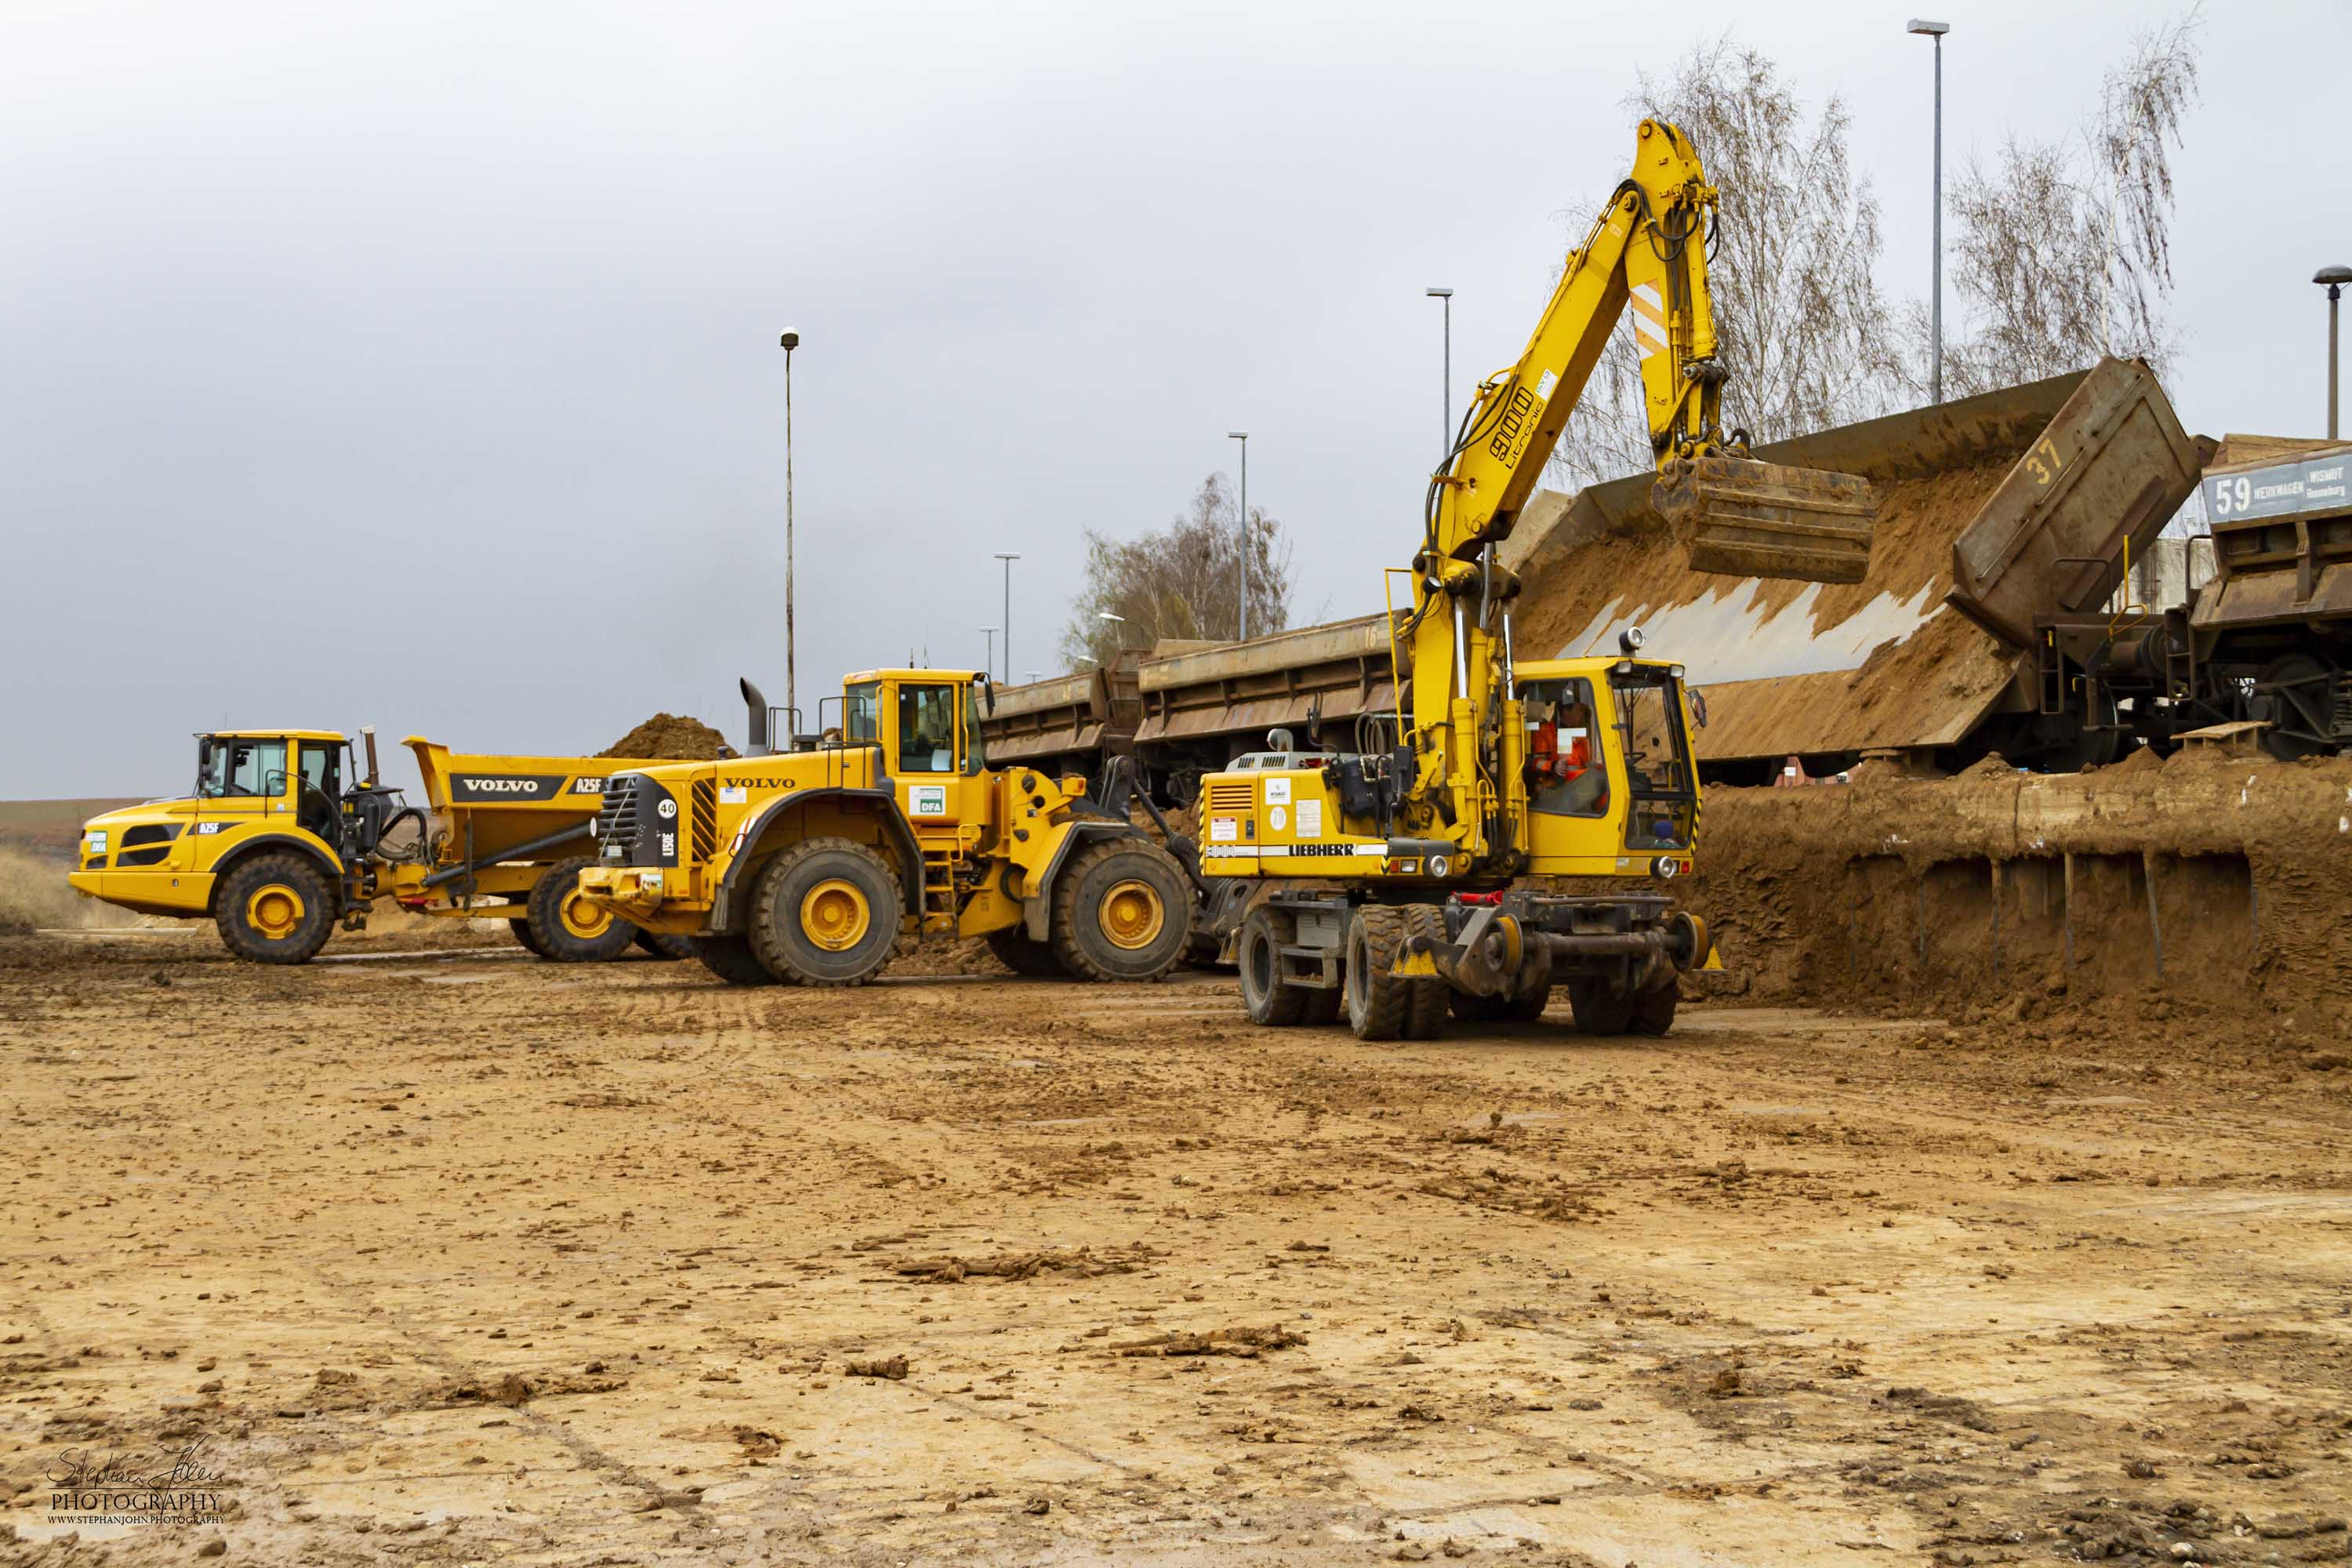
[1058,473,1294,671]
[1548,38,1905,488]
[1933,10,2201,395]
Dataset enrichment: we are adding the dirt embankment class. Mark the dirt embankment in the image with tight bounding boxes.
[1686,746,2352,1050]
[600,713,735,760]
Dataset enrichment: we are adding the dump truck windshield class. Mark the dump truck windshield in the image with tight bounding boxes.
[1609,668,1694,851]
[198,737,287,798]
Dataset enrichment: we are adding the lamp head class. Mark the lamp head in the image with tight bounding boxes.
[1907,17,1950,34]
[2316,265,2352,287]
[779,331,800,350]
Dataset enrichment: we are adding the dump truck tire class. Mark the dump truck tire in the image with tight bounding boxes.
[632,927,694,960]
[750,837,901,987]
[1399,906,1450,1040]
[1628,984,1678,1037]
[1049,838,1192,983]
[216,853,335,964]
[526,856,638,964]
[984,928,1064,977]
[691,933,779,986]
[1343,906,1411,1041]
[1237,907,1306,1026]
[1567,980,1636,1036]
[509,919,548,958]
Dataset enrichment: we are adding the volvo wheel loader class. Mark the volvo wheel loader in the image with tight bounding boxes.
[1203,119,1882,1040]
[575,668,1198,987]
[69,728,696,964]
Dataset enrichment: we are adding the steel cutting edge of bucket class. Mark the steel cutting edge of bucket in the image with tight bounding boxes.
[1652,455,1882,584]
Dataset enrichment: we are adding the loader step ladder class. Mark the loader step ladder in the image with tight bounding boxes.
[920,849,960,919]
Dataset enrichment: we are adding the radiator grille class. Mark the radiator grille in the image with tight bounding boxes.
[690,778,717,862]
[595,776,641,862]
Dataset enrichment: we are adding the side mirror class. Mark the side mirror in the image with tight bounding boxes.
[978,675,996,716]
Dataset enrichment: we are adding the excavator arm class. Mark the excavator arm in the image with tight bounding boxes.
[1397,120,1879,867]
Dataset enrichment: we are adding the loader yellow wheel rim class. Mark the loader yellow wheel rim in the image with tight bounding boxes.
[800,878,871,952]
[245,883,305,941]
[1098,878,1164,950]
[559,889,614,942]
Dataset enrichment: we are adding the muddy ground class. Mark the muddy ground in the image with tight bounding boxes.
[1,931,2347,1567]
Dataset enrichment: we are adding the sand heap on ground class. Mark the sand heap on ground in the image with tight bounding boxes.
[600,714,735,760]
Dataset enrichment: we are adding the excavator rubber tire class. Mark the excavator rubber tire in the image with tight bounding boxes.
[1567,980,1638,1036]
[985,928,1065,978]
[750,837,902,987]
[215,852,336,964]
[509,918,550,959]
[1628,984,1678,1037]
[1343,906,1411,1042]
[1301,982,1344,1026]
[632,927,695,960]
[1398,906,1450,1040]
[1049,838,1193,983]
[1237,907,1306,1026]
[691,933,779,985]
[527,856,639,964]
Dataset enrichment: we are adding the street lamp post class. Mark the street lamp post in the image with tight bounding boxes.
[2318,266,2352,440]
[1227,430,1249,641]
[980,627,996,677]
[993,552,1021,682]
[1426,288,1454,454]
[779,332,800,728]
[1907,20,1949,405]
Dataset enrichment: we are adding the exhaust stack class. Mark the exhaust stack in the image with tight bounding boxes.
[1653,455,1881,584]
[740,677,770,757]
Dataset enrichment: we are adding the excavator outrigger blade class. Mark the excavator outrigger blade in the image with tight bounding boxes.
[1652,455,1882,584]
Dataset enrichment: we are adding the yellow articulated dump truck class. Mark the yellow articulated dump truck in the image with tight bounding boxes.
[69,729,695,965]
[575,667,1198,988]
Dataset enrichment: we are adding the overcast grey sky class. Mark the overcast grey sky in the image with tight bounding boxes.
[5,0,2347,800]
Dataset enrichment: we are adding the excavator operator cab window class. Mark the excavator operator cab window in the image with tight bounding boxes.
[198,737,289,800]
[1608,665,1697,852]
[895,683,962,775]
[1521,679,1609,818]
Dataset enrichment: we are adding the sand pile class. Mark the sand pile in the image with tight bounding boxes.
[601,714,735,760]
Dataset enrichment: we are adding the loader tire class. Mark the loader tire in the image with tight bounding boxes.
[692,933,779,986]
[985,928,1065,978]
[632,927,695,960]
[509,918,548,958]
[1567,980,1637,1036]
[750,837,901,987]
[1049,838,1192,983]
[1237,907,1306,1026]
[1628,984,1678,1037]
[216,853,335,964]
[526,856,637,963]
[1342,906,1411,1042]
[1399,906,1450,1040]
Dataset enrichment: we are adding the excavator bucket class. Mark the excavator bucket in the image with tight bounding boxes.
[1651,455,1881,584]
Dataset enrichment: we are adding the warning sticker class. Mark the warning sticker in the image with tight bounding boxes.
[1209,818,1239,843]
[1297,799,1322,839]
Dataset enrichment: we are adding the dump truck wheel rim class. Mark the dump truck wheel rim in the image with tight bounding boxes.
[559,890,613,942]
[800,879,871,951]
[1098,879,1164,949]
[246,884,304,940]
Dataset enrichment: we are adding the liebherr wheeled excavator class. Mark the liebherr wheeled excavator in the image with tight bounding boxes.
[1201,119,1880,1040]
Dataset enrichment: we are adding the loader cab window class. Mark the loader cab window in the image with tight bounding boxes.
[1608,665,1697,852]
[198,737,289,799]
[962,684,987,776]
[843,683,883,746]
[895,683,961,775]
[1521,679,1609,818]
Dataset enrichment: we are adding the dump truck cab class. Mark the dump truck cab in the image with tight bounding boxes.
[67,728,423,960]
[578,670,1196,988]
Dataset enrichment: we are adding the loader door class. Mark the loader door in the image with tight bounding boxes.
[888,681,989,853]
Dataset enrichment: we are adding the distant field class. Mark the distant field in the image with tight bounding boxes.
[0,799,140,860]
